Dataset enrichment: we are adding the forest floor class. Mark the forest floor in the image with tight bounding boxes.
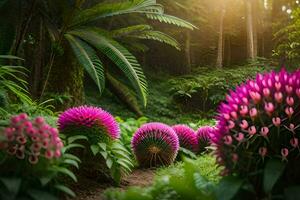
[73,169,155,200]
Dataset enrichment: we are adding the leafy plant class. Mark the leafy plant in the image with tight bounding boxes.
[0,55,31,104]
[169,66,269,111]
[131,122,179,167]
[116,116,148,151]
[58,105,133,185]
[214,68,300,198]
[0,114,80,199]
[104,156,219,200]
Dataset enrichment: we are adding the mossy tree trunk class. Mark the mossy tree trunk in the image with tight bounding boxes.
[46,42,84,110]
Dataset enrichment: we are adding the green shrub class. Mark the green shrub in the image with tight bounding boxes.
[169,66,270,112]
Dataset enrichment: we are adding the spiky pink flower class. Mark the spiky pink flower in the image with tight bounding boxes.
[172,125,198,153]
[196,126,215,153]
[214,68,300,176]
[131,122,179,167]
[58,106,120,140]
[0,114,63,164]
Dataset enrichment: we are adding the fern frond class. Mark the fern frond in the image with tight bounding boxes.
[146,13,197,30]
[129,30,181,50]
[71,0,162,27]
[111,24,152,38]
[65,34,105,94]
[69,29,148,106]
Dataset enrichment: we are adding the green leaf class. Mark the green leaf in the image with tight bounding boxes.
[98,142,107,151]
[62,153,81,163]
[67,135,88,144]
[90,145,100,155]
[63,159,79,169]
[100,150,108,159]
[54,184,76,197]
[27,189,58,200]
[69,29,148,106]
[71,0,163,26]
[0,55,24,60]
[263,159,286,194]
[39,175,54,186]
[216,176,243,200]
[62,143,85,153]
[106,157,113,169]
[50,166,77,182]
[0,177,21,195]
[65,34,105,94]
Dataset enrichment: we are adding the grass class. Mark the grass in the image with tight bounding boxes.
[155,154,221,183]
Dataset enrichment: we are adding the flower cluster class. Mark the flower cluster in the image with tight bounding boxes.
[196,126,215,153]
[214,69,300,175]
[0,114,63,164]
[58,106,120,140]
[131,122,179,167]
[172,124,198,153]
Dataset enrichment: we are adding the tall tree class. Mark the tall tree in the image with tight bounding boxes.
[216,1,226,68]
[246,0,257,60]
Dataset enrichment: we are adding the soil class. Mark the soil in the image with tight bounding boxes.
[72,169,156,200]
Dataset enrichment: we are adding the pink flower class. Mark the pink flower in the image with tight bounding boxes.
[290,138,298,148]
[235,133,244,142]
[239,120,249,130]
[260,127,269,137]
[16,136,27,144]
[132,122,179,167]
[272,117,281,127]
[285,107,294,117]
[28,155,38,164]
[263,88,270,97]
[45,150,54,159]
[275,82,281,91]
[54,149,61,158]
[228,120,235,129]
[172,124,198,153]
[240,105,248,116]
[285,85,293,94]
[248,126,257,135]
[286,97,294,106]
[274,92,283,103]
[58,106,120,140]
[259,147,267,157]
[281,148,289,158]
[232,153,238,162]
[35,117,45,125]
[224,135,233,145]
[264,102,274,114]
[249,108,258,118]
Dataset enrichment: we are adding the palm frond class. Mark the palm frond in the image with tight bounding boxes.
[69,29,148,106]
[145,13,197,30]
[65,34,105,94]
[71,0,162,27]
[111,24,152,38]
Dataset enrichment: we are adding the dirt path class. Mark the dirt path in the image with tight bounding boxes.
[73,169,155,200]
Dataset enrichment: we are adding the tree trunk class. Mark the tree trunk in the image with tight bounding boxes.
[226,35,231,66]
[31,19,44,98]
[246,0,256,60]
[185,30,192,73]
[216,3,226,68]
[46,42,84,110]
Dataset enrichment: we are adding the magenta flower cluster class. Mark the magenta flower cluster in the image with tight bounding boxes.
[0,114,63,164]
[58,106,120,140]
[131,122,179,167]
[196,126,215,152]
[214,69,300,175]
[172,124,198,153]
